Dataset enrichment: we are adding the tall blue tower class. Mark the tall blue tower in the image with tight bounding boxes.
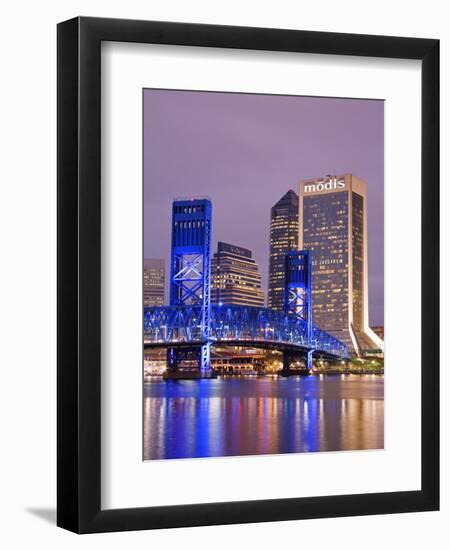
[283,250,313,372]
[284,251,312,333]
[168,198,212,375]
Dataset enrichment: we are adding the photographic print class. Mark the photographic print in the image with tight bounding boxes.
[143,89,385,461]
[57,18,439,532]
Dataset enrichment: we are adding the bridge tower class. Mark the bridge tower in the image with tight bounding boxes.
[167,198,213,377]
[283,251,313,373]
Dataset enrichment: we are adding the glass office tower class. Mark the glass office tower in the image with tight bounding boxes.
[268,190,299,311]
[299,174,383,356]
[211,241,265,307]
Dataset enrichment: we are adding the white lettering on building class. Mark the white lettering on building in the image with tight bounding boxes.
[303,177,345,194]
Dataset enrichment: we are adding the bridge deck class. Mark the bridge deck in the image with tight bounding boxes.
[144,304,348,359]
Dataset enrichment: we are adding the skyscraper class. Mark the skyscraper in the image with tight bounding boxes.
[211,242,265,307]
[299,174,383,356]
[143,259,165,307]
[268,190,299,311]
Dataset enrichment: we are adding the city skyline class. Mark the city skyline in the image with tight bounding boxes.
[144,89,384,325]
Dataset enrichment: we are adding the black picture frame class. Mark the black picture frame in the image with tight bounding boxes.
[57,16,439,533]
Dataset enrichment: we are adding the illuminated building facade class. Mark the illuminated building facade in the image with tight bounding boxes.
[143,259,165,307]
[211,241,265,307]
[299,174,383,356]
[268,190,299,311]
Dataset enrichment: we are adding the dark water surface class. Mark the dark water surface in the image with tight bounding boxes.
[143,374,384,460]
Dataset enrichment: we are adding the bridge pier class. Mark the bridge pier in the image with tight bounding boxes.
[164,345,216,379]
[305,350,313,371]
[280,350,313,376]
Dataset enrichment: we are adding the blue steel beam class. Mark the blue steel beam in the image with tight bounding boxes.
[144,304,348,359]
[284,251,313,370]
[169,199,212,372]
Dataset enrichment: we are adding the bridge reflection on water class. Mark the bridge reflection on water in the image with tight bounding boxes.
[143,374,384,460]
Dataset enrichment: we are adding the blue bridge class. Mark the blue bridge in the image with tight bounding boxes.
[145,198,348,378]
[144,304,348,356]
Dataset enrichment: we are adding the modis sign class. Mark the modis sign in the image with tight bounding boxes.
[303,176,345,194]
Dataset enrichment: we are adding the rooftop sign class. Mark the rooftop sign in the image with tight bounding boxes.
[218,241,252,258]
[303,176,345,194]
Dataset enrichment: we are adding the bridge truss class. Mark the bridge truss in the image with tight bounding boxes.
[144,304,348,359]
[169,198,212,373]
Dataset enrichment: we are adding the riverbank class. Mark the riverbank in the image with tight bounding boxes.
[144,359,384,380]
[313,358,384,375]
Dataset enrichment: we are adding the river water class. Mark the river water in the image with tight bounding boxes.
[143,374,384,460]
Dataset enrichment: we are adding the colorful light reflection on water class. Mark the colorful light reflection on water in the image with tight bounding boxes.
[143,374,384,460]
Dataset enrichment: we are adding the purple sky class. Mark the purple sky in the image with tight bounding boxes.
[144,89,384,326]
